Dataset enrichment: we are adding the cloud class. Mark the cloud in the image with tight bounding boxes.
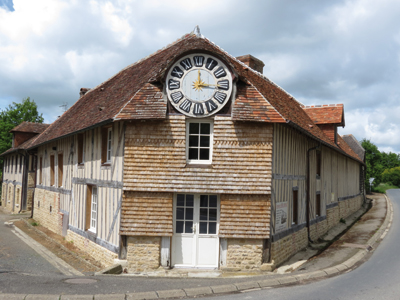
[0,0,399,154]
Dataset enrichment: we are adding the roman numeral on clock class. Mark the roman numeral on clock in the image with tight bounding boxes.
[193,56,204,67]
[179,99,192,113]
[217,80,229,90]
[214,92,227,104]
[206,58,218,70]
[180,58,192,70]
[168,79,180,90]
[171,66,184,78]
[214,66,226,78]
[205,100,218,113]
[170,92,183,103]
[193,103,204,115]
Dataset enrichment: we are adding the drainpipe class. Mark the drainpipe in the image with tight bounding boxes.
[306,143,320,243]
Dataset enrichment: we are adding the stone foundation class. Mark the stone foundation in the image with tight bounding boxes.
[126,236,161,272]
[33,188,62,235]
[224,238,263,270]
[271,227,308,267]
[66,230,118,268]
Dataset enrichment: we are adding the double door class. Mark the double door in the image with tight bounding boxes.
[171,194,219,268]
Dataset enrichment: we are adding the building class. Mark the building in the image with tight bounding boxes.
[1,30,364,272]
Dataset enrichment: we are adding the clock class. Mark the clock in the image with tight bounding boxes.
[166,53,233,117]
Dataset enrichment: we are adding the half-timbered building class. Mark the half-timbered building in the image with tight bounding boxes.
[1,30,365,271]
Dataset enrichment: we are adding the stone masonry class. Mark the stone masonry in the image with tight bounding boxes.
[224,238,263,270]
[66,230,118,268]
[33,188,62,235]
[127,236,161,272]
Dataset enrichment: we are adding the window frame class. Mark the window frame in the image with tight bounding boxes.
[86,185,98,234]
[101,126,112,165]
[50,155,55,186]
[77,133,85,165]
[58,153,63,187]
[186,119,213,165]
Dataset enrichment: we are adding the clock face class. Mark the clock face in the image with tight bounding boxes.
[166,53,233,117]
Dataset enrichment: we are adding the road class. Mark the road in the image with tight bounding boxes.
[201,189,400,300]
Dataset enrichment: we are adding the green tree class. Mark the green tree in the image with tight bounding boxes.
[361,139,383,190]
[382,167,400,187]
[0,97,44,180]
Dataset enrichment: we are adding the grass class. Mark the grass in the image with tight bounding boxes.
[372,183,400,194]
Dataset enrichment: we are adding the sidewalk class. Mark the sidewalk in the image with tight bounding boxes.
[0,193,391,300]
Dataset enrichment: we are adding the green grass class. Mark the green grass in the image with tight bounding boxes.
[372,183,400,194]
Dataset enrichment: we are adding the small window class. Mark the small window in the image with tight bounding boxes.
[77,133,85,164]
[292,189,298,225]
[19,156,23,173]
[316,150,321,178]
[58,153,63,187]
[186,120,213,164]
[86,185,98,233]
[39,157,43,185]
[50,155,55,186]
[316,193,321,217]
[101,127,112,164]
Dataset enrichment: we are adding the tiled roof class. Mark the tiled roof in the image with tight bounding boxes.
[10,122,50,133]
[303,105,344,126]
[26,33,361,163]
[114,83,166,120]
[1,132,42,156]
[342,134,365,161]
[337,134,362,161]
[232,82,285,123]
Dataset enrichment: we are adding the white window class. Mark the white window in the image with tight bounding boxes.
[90,187,98,233]
[186,120,213,164]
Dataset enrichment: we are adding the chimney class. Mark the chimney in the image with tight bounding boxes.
[236,54,265,74]
[80,88,91,98]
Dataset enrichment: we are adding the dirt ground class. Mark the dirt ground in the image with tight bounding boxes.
[13,219,103,274]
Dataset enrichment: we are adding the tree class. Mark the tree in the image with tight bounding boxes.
[0,97,44,181]
[382,167,400,187]
[361,139,383,190]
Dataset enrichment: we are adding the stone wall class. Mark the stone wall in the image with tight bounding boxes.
[66,230,118,268]
[33,188,62,235]
[271,194,364,267]
[224,238,263,270]
[126,236,161,272]
[270,227,308,267]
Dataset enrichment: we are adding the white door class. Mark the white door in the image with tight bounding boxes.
[171,194,219,268]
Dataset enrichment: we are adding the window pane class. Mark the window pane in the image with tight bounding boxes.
[189,149,198,160]
[200,123,210,134]
[177,194,185,206]
[189,136,198,147]
[200,195,208,207]
[176,221,184,233]
[209,209,217,221]
[186,194,194,206]
[209,195,217,207]
[189,123,199,134]
[200,136,209,147]
[209,222,217,234]
[176,207,184,220]
[200,208,208,220]
[199,149,209,160]
[199,222,208,234]
[185,221,193,233]
[185,208,193,220]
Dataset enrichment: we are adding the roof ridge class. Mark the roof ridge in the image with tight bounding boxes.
[202,37,305,107]
[303,104,344,108]
[84,32,196,99]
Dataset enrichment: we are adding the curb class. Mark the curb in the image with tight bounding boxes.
[1,195,392,300]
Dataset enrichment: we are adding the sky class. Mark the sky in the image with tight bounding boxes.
[0,0,399,153]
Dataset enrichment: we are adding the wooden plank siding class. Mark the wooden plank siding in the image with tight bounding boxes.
[219,194,271,238]
[121,192,173,236]
[272,124,362,235]
[34,121,124,249]
[123,115,273,194]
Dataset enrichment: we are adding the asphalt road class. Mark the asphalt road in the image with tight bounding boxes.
[201,189,400,300]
